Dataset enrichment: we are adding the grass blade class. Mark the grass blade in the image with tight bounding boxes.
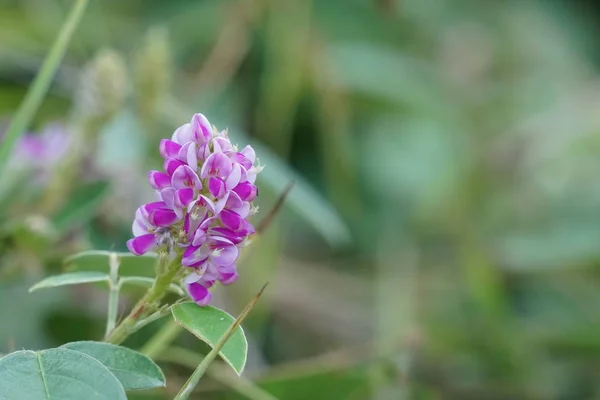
[0,0,89,171]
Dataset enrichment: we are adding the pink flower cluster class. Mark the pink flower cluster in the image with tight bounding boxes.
[127,113,261,305]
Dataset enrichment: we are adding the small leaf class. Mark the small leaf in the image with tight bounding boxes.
[171,303,247,375]
[52,180,111,232]
[61,341,165,390]
[29,271,108,292]
[0,348,126,399]
[65,251,157,277]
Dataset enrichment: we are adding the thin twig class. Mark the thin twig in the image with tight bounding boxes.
[174,283,268,400]
[256,181,294,234]
[158,346,279,400]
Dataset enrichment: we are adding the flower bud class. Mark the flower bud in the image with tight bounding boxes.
[134,26,172,119]
[75,48,128,124]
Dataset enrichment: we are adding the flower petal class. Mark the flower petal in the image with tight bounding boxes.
[186,282,212,306]
[160,139,182,158]
[171,123,194,144]
[132,218,149,237]
[208,177,226,198]
[210,239,239,267]
[220,209,243,231]
[213,137,233,154]
[231,152,252,170]
[197,143,211,162]
[127,234,157,255]
[201,152,232,179]
[172,165,202,190]
[202,262,219,282]
[225,163,242,191]
[191,113,212,144]
[219,271,238,285]
[232,181,257,202]
[225,190,243,209]
[240,145,256,164]
[182,245,209,267]
[184,271,203,284]
[164,157,185,176]
[175,188,195,208]
[178,142,198,168]
[148,209,178,227]
[148,170,171,190]
[194,195,217,214]
[141,202,169,220]
[210,227,244,244]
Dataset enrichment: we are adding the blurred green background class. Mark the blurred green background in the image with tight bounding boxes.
[3,0,600,398]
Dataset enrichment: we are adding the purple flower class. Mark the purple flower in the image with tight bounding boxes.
[126,201,179,255]
[5,123,71,183]
[16,124,69,164]
[126,113,262,305]
[186,281,212,306]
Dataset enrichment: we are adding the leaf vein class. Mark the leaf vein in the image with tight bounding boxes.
[36,352,51,400]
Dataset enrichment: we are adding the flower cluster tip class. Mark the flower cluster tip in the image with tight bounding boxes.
[127,113,262,305]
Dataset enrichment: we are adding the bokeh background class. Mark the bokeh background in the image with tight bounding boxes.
[2,0,600,398]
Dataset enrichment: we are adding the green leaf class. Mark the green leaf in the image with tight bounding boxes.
[0,280,69,349]
[29,271,108,292]
[0,348,126,399]
[52,180,111,232]
[61,341,165,390]
[171,302,247,375]
[65,250,157,278]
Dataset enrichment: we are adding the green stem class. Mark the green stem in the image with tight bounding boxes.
[104,253,120,337]
[174,340,229,399]
[0,0,88,172]
[158,346,278,400]
[104,254,181,345]
[105,285,120,337]
[140,319,182,358]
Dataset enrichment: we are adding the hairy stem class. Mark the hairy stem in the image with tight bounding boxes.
[104,253,120,337]
[105,286,120,337]
[105,254,181,344]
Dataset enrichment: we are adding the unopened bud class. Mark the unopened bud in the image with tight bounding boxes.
[134,26,172,119]
[75,48,128,123]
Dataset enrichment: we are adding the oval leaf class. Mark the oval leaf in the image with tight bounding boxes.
[0,348,126,399]
[171,302,247,375]
[61,341,165,390]
[65,251,157,278]
[29,271,108,293]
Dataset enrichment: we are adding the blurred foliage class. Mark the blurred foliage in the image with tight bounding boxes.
[2,0,600,398]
